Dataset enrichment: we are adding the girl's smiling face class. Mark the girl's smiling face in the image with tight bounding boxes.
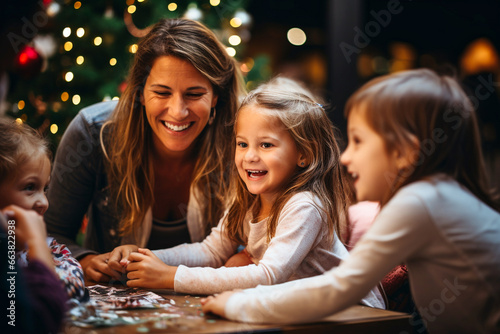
[235,106,303,207]
[0,156,51,215]
[142,55,218,158]
[340,106,402,202]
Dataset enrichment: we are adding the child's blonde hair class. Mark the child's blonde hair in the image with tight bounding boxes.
[0,118,51,184]
[345,68,499,211]
[226,76,354,244]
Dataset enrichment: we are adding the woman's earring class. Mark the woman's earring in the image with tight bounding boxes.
[300,162,305,167]
[208,107,216,125]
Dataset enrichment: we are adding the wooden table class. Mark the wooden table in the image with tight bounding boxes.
[63,289,414,334]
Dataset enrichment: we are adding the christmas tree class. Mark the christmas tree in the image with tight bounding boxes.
[5,0,265,150]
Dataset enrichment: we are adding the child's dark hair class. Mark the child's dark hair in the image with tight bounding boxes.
[226,76,354,244]
[345,69,499,211]
[0,118,51,184]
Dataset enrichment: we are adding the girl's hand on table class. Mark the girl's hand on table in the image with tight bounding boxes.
[224,248,254,267]
[201,291,238,318]
[126,248,177,289]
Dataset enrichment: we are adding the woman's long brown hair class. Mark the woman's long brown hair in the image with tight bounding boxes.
[101,19,246,239]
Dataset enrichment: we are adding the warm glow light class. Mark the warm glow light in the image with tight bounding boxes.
[18,100,25,110]
[210,0,220,6]
[65,72,74,82]
[112,96,120,100]
[168,3,177,11]
[128,5,137,14]
[109,58,117,66]
[76,56,84,65]
[129,44,138,53]
[76,27,85,38]
[72,95,81,105]
[287,28,307,46]
[230,18,242,28]
[15,118,23,124]
[240,63,250,72]
[226,47,236,57]
[94,37,102,46]
[62,27,71,37]
[228,35,241,46]
[126,0,134,5]
[74,1,81,9]
[50,124,58,134]
[461,38,500,75]
[64,41,73,51]
[61,92,69,102]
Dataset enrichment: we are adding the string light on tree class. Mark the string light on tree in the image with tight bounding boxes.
[287,28,306,46]
[168,3,177,11]
[226,47,236,57]
[128,5,137,14]
[184,4,203,21]
[50,124,58,134]
[65,72,74,82]
[72,95,81,105]
[5,0,258,150]
[62,27,71,37]
[230,17,242,28]
[228,35,241,46]
[76,28,85,38]
[129,44,138,53]
[64,41,73,51]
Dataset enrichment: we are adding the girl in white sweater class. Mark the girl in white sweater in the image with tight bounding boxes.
[202,69,500,333]
[106,77,385,307]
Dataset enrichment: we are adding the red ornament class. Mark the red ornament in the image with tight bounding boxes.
[119,81,128,93]
[14,45,43,79]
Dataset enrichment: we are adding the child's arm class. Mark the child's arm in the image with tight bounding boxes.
[203,193,433,324]
[151,218,239,268]
[122,219,239,289]
[172,194,342,295]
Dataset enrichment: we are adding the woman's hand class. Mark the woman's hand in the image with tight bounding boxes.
[79,253,124,283]
[201,291,237,318]
[126,248,177,289]
[224,248,254,267]
[107,244,139,272]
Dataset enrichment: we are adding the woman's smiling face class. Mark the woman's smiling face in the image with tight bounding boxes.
[142,55,218,158]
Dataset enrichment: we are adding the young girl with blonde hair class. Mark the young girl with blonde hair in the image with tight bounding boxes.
[107,77,385,308]
[202,69,500,333]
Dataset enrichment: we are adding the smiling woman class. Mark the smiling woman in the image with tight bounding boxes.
[44,18,246,283]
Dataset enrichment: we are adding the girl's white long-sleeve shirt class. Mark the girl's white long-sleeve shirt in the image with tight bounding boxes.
[224,174,500,333]
[153,192,385,309]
